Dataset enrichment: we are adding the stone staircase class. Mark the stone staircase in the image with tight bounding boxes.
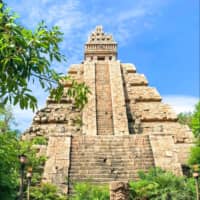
[95,62,114,135]
[68,135,155,193]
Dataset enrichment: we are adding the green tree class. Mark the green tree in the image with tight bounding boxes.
[177,112,192,127]
[0,2,89,111]
[186,101,200,166]
[190,101,200,138]
[0,130,19,200]
[177,102,200,165]
[0,102,14,132]
[0,106,48,199]
[188,140,200,165]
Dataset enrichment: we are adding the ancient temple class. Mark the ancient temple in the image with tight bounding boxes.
[23,26,193,193]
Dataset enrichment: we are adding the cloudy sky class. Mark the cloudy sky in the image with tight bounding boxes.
[4,0,199,132]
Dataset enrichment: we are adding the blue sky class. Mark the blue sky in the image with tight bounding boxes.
[4,0,199,132]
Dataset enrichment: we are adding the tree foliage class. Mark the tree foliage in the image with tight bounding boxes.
[188,140,200,165]
[187,101,200,165]
[0,131,19,200]
[0,102,14,131]
[190,101,200,138]
[177,101,200,137]
[177,101,200,165]
[177,112,192,127]
[0,2,89,111]
[0,105,47,199]
[129,168,196,200]
[30,183,67,200]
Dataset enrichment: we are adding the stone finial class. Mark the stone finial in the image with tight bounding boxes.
[87,25,116,44]
[110,181,129,200]
[84,26,117,61]
[96,25,103,33]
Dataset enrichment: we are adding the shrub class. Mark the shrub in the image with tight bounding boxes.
[30,183,67,200]
[129,168,196,200]
[189,144,200,165]
[70,182,109,200]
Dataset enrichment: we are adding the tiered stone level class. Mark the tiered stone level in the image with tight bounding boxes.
[23,26,193,194]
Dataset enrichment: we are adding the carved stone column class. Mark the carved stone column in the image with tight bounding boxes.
[110,181,129,200]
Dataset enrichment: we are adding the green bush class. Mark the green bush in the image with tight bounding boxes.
[70,182,109,200]
[189,140,200,165]
[129,168,196,200]
[30,183,67,200]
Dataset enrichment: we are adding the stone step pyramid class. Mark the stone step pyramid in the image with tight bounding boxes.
[23,26,193,194]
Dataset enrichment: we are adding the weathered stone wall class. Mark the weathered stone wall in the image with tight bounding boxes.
[130,102,177,122]
[67,64,84,83]
[43,134,71,193]
[109,61,129,135]
[127,86,161,102]
[149,135,182,175]
[22,103,82,140]
[121,63,193,170]
[82,61,97,135]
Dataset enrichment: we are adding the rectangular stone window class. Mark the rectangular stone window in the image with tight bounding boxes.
[97,56,105,60]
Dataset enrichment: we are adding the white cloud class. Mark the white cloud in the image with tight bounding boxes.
[5,0,171,60]
[163,95,199,114]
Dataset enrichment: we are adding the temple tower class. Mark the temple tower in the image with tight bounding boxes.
[23,26,193,194]
[83,26,128,136]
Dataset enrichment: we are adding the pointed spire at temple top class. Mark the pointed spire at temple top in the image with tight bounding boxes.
[84,26,117,61]
[87,25,116,44]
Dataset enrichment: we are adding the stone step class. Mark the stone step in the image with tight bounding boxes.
[71,135,150,140]
[71,145,152,149]
[71,137,150,142]
[69,177,138,183]
[68,135,154,195]
[69,164,154,169]
[96,63,114,135]
[70,158,154,162]
[69,168,153,174]
[70,153,154,157]
[69,173,139,176]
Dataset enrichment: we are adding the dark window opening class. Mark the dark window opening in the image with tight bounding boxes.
[109,56,112,60]
[97,56,105,60]
[181,164,191,177]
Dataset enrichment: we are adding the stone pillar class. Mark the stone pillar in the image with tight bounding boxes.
[149,135,183,175]
[110,181,129,200]
[82,61,97,135]
[42,133,71,193]
[109,61,129,135]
